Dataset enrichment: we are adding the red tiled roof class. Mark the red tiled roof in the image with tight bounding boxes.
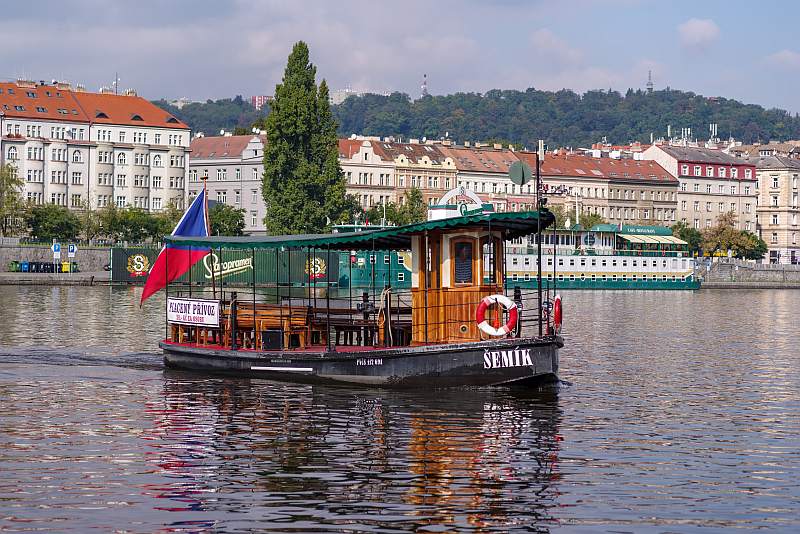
[437,145,518,174]
[0,81,187,129]
[0,82,89,123]
[190,135,261,159]
[514,152,678,183]
[369,141,447,164]
[72,91,188,129]
[338,138,363,159]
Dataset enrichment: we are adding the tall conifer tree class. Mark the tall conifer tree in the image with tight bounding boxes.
[262,42,347,234]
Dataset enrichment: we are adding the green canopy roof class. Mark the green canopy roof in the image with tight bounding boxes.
[166,210,555,251]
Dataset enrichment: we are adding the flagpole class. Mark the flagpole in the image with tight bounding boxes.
[202,175,217,300]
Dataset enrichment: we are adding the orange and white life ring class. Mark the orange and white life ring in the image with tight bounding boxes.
[475,294,518,337]
[552,294,562,334]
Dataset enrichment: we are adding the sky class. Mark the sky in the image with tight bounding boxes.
[1,0,799,112]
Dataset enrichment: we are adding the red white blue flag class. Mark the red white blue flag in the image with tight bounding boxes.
[140,190,209,304]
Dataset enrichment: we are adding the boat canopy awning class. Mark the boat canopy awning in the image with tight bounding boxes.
[165,210,555,251]
[618,233,688,246]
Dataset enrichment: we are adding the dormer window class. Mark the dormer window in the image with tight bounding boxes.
[95,111,109,119]
[166,117,179,124]
[131,114,143,121]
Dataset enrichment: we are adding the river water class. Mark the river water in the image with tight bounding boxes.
[1,286,799,532]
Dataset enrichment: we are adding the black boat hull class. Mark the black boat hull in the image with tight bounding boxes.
[161,336,562,388]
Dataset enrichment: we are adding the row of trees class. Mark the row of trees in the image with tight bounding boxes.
[672,212,767,260]
[0,162,248,243]
[152,86,800,150]
[332,88,800,149]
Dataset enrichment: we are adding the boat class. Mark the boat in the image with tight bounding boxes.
[157,201,564,388]
[506,223,700,290]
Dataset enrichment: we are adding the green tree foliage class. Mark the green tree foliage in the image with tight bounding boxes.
[332,88,800,147]
[0,164,25,236]
[671,220,703,254]
[152,95,267,136]
[25,204,81,241]
[209,203,246,236]
[578,212,607,229]
[362,188,428,226]
[262,42,348,235]
[701,211,767,260]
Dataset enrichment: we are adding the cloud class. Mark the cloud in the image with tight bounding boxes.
[767,49,800,69]
[530,29,583,65]
[677,18,720,50]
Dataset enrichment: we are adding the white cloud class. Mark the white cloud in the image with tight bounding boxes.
[530,29,583,65]
[677,18,720,50]
[767,49,800,69]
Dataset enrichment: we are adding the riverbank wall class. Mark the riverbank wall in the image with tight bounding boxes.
[700,258,800,289]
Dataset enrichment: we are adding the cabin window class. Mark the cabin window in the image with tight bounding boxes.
[580,274,585,281]
[397,255,404,265]
[580,258,586,267]
[591,259,596,266]
[558,258,564,266]
[524,273,530,281]
[662,275,667,281]
[591,274,596,281]
[524,257,530,266]
[622,260,628,267]
[453,241,474,284]
[602,275,608,281]
[512,257,518,265]
[511,273,518,281]
[384,255,390,264]
[602,259,607,267]
[612,275,618,281]
[622,275,627,281]
[612,259,617,267]
[569,274,575,281]
[632,275,637,281]
[397,272,404,282]
[569,259,575,267]
[632,260,638,267]
[672,275,677,282]
[369,255,375,264]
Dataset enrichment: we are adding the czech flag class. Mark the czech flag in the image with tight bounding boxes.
[140,190,209,305]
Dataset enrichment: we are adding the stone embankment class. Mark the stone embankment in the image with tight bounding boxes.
[0,243,112,285]
[700,258,800,289]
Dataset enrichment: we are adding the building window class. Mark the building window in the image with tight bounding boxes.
[251,211,257,227]
[719,167,726,178]
[153,155,162,167]
[706,166,713,177]
[236,168,241,180]
[217,191,227,204]
[745,169,752,179]
[772,214,779,225]
[6,147,17,160]
[772,232,778,244]
[693,183,699,192]
[706,184,712,193]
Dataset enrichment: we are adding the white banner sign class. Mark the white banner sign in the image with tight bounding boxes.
[167,297,220,327]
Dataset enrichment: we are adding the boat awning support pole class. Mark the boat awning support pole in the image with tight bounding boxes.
[423,230,429,344]
[251,246,256,347]
[536,149,543,337]
[326,244,332,352]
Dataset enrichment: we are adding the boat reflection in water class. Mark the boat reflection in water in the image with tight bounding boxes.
[143,372,563,531]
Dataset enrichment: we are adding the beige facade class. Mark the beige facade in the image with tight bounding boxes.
[338,138,399,208]
[642,144,757,232]
[515,152,678,227]
[754,156,800,263]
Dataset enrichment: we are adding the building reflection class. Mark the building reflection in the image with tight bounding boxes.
[142,373,562,530]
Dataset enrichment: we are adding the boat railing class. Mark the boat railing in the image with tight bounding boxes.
[165,284,552,352]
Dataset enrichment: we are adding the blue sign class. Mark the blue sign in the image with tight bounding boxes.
[68,244,77,254]
[52,243,61,253]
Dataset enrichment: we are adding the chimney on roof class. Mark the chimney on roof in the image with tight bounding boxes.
[464,141,471,147]
[99,86,114,94]
[75,84,86,92]
[409,138,419,144]
[16,79,36,88]
[493,143,502,150]
[442,140,452,146]
[124,88,137,97]
[508,144,515,151]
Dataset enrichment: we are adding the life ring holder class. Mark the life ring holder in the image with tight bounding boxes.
[552,294,562,335]
[475,294,518,337]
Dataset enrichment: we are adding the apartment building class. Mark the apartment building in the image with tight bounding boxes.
[753,156,800,264]
[338,138,398,207]
[188,134,267,234]
[515,152,678,226]
[437,144,533,212]
[642,144,757,231]
[0,79,190,212]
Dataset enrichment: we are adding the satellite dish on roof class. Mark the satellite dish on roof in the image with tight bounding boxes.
[219,129,225,135]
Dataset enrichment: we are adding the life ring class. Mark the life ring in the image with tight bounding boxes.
[552,294,562,334]
[476,294,518,337]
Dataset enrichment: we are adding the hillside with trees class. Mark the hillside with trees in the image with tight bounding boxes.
[152,96,267,136]
[154,87,800,148]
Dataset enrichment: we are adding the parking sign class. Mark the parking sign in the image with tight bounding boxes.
[52,242,61,260]
[68,243,77,258]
